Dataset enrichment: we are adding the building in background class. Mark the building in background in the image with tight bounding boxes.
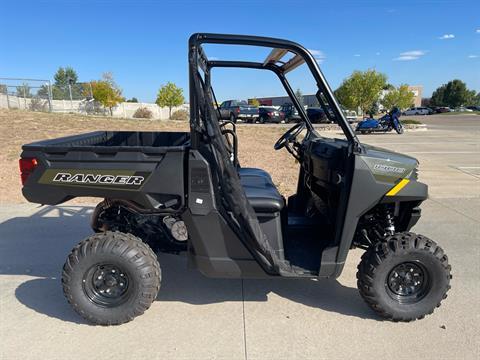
[249,94,318,107]
[408,85,423,107]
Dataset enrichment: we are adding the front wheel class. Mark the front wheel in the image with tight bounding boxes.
[357,232,451,321]
[62,231,161,325]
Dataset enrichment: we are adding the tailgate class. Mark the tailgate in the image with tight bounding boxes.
[239,106,259,115]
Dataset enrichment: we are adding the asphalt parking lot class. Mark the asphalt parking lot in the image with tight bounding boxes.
[0,114,479,360]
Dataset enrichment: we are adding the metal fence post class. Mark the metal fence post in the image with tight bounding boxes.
[6,88,10,109]
[47,81,52,112]
[23,86,27,110]
[68,83,73,111]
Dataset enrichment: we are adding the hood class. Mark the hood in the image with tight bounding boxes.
[361,144,418,183]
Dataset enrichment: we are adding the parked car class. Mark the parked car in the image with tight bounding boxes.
[455,107,474,112]
[342,108,357,123]
[402,107,433,116]
[219,100,258,122]
[435,107,452,113]
[466,106,480,111]
[257,106,283,123]
[306,107,330,123]
[279,103,301,123]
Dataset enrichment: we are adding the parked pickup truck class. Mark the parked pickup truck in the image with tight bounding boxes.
[218,100,258,122]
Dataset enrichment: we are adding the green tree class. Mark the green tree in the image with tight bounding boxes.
[334,69,387,115]
[90,80,123,116]
[52,67,79,100]
[383,83,395,91]
[126,97,139,103]
[473,92,480,106]
[16,83,31,98]
[381,84,415,110]
[430,85,446,106]
[54,66,78,86]
[249,98,260,107]
[155,82,185,118]
[431,79,477,107]
[37,85,49,98]
[0,84,7,94]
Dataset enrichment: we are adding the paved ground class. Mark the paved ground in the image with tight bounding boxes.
[0,114,479,359]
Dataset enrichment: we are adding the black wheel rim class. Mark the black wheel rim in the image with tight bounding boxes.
[385,262,430,304]
[83,264,131,307]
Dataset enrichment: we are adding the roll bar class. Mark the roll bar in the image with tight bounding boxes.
[188,33,362,153]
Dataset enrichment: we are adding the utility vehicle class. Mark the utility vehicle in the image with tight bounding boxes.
[19,33,451,325]
[279,103,301,123]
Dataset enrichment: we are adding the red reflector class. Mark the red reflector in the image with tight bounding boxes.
[19,158,38,185]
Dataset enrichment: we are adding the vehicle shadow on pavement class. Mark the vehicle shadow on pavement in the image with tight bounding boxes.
[1,206,377,324]
[158,253,378,320]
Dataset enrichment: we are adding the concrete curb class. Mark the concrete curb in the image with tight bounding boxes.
[311,123,427,132]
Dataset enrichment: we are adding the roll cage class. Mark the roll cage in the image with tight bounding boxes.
[188,33,362,152]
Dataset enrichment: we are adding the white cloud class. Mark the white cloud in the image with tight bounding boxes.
[394,50,426,61]
[308,49,326,63]
[439,34,455,40]
[376,52,381,56]
[354,54,361,57]
[468,55,479,58]
[476,29,480,33]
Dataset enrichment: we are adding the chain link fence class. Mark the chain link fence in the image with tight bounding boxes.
[0,77,188,119]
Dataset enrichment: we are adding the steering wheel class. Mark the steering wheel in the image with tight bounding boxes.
[274,122,306,150]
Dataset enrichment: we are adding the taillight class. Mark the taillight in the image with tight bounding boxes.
[236,108,240,113]
[267,112,273,116]
[19,158,38,185]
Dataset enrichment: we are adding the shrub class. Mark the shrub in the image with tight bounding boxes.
[133,107,153,119]
[29,97,48,112]
[170,109,189,121]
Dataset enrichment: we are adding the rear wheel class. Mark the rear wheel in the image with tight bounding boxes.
[62,231,161,325]
[357,232,451,321]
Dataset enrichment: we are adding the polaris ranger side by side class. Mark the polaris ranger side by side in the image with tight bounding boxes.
[19,33,451,325]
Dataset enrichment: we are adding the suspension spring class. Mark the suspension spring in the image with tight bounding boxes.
[385,209,395,236]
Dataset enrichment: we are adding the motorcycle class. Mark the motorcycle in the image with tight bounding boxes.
[355,108,404,134]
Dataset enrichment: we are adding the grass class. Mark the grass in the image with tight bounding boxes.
[401,119,423,125]
[0,109,297,204]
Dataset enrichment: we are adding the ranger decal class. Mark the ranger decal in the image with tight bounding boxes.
[53,172,145,186]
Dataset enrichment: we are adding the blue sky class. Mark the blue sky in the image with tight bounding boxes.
[1,0,479,102]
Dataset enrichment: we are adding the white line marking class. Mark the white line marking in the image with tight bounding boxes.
[368,142,479,145]
[407,151,479,154]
